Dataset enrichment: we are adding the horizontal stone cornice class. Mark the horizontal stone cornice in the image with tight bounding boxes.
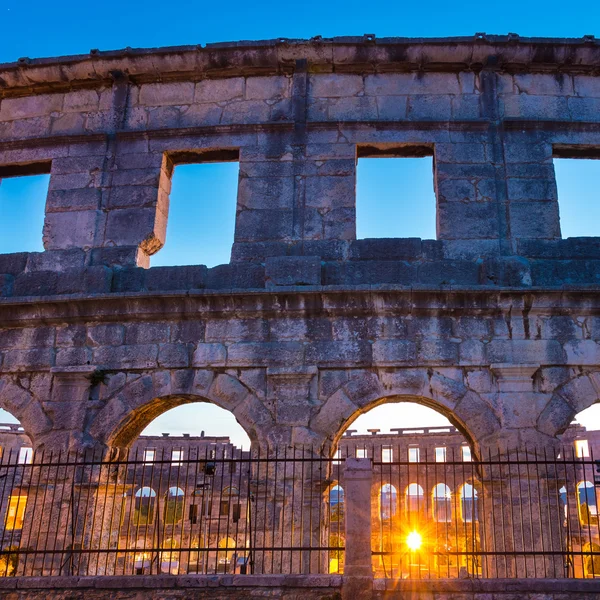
[1,286,600,326]
[1,35,600,98]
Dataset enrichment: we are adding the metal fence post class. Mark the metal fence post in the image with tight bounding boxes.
[342,457,373,600]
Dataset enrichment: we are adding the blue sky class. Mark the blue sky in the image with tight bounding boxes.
[0,0,599,443]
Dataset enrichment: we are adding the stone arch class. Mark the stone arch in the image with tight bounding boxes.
[537,370,600,438]
[311,369,500,457]
[0,374,52,448]
[87,369,275,451]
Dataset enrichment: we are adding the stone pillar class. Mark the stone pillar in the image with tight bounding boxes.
[20,367,111,576]
[342,458,373,600]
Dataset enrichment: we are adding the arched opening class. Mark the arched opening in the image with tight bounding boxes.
[327,483,345,574]
[0,407,32,463]
[577,482,598,526]
[380,483,398,521]
[331,394,480,579]
[460,483,478,523]
[163,487,185,525]
[133,487,157,526]
[405,483,425,521]
[432,483,452,523]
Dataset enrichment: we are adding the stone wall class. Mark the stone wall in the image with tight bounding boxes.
[2,575,600,599]
[0,35,599,457]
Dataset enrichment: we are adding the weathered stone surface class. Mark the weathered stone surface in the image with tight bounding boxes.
[265,256,321,287]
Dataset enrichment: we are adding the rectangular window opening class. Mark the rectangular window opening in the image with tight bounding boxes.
[151,152,239,268]
[355,447,367,459]
[0,165,50,255]
[356,147,436,240]
[435,447,447,463]
[461,445,472,462]
[171,449,184,466]
[408,447,420,463]
[5,494,27,530]
[381,446,393,463]
[575,439,590,458]
[553,153,600,238]
[18,447,33,465]
[143,449,155,463]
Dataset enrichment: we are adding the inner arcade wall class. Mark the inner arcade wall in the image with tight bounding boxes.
[0,35,600,459]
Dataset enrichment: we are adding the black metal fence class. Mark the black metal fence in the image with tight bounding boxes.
[0,446,339,577]
[0,445,598,579]
[369,445,600,579]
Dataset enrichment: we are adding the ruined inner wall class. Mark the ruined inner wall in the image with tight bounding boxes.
[1,35,600,456]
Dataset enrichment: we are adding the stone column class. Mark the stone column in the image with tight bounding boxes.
[476,365,566,579]
[342,458,373,600]
[19,367,111,576]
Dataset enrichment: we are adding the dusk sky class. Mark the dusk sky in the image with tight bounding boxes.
[0,0,599,447]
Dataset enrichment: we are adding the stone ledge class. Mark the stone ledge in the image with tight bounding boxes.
[1,574,341,590]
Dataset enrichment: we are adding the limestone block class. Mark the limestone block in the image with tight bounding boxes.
[205,263,265,289]
[327,96,378,121]
[92,344,158,369]
[407,95,452,120]
[501,95,568,120]
[417,260,480,285]
[480,256,532,287]
[12,271,58,296]
[507,178,558,201]
[417,339,459,364]
[55,266,113,294]
[556,373,599,412]
[513,73,574,96]
[234,209,293,242]
[25,249,86,272]
[265,256,321,287]
[310,388,358,437]
[0,274,13,297]
[46,188,101,212]
[310,74,363,98]
[567,97,600,122]
[305,341,372,366]
[0,93,63,121]
[452,94,481,119]
[237,176,294,210]
[221,100,271,124]
[87,324,124,347]
[372,340,415,366]
[246,76,291,100]
[105,207,165,252]
[486,340,565,364]
[2,348,55,371]
[509,202,560,239]
[349,238,422,261]
[138,82,195,106]
[55,325,87,347]
[124,322,170,345]
[267,366,318,426]
[323,261,416,285]
[206,318,268,342]
[435,142,487,163]
[227,342,304,367]
[365,73,462,96]
[341,371,385,408]
[537,393,577,437]
[43,210,102,249]
[192,343,227,367]
[157,343,189,368]
[0,252,28,275]
[437,202,499,239]
[170,321,204,344]
[144,265,208,291]
[194,78,245,103]
[454,390,500,442]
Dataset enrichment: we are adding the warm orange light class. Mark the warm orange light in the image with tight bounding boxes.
[406,531,422,551]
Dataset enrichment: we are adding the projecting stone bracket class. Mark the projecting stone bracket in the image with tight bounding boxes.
[267,366,318,426]
[44,366,99,431]
[491,363,540,392]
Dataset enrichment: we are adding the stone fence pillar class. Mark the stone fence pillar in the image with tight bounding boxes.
[343,457,373,600]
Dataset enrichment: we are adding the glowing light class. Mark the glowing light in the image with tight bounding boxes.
[406,531,422,551]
